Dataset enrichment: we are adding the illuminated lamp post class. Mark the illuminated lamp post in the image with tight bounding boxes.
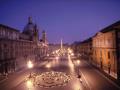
[27,60,34,78]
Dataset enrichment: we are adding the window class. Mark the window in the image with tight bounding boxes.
[108,51,110,59]
[100,51,102,57]
[112,51,115,56]
[94,50,96,55]
[4,44,7,48]
[3,30,5,36]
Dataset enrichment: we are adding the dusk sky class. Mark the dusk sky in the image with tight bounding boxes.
[0,0,120,43]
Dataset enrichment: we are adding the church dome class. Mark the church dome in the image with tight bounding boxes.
[23,17,35,35]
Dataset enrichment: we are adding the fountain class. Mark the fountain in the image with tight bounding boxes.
[26,71,71,88]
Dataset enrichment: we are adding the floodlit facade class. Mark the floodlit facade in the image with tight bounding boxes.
[72,21,120,81]
[92,30,117,78]
[0,17,48,74]
[92,21,120,80]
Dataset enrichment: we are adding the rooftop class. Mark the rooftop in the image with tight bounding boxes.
[0,24,19,32]
[100,20,120,33]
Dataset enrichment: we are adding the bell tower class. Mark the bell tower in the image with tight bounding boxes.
[42,30,47,43]
[33,24,39,42]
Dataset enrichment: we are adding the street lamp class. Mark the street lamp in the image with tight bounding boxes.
[27,60,33,69]
[27,60,34,78]
[26,79,33,89]
[76,60,80,65]
[46,64,51,69]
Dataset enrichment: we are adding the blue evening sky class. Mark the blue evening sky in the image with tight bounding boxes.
[0,0,120,43]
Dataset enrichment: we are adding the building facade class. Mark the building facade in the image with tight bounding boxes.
[78,38,92,61]
[72,21,120,81]
[92,21,120,80]
[0,17,48,74]
[117,30,120,81]
[71,38,92,61]
[92,30,118,78]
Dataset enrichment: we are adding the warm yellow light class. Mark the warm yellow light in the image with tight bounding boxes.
[68,48,73,54]
[73,82,80,90]
[26,80,33,89]
[56,56,59,60]
[27,61,33,69]
[76,60,80,64]
[69,50,72,53]
[46,64,51,68]
[47,54,49,56]
[71,53,74,56]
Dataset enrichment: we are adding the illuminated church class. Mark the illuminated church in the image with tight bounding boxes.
[0,17,48,74]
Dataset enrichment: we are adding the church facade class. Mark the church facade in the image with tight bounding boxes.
[0,17,48,74]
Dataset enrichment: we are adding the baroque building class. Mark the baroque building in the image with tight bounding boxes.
[0,17,48,74]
